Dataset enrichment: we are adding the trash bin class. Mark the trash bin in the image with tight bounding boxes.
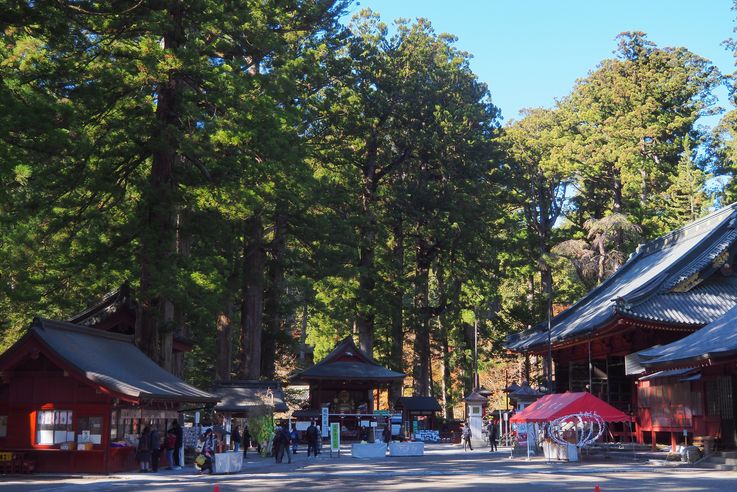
[702,436,715,455]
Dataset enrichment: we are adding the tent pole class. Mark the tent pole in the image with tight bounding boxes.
[629,419,635,462]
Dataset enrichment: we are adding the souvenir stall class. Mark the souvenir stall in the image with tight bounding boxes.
[510,391,632,461]
[289,337,405,457]
[395,396,441,442]
[208,380,288,473]
[0,318,219,473]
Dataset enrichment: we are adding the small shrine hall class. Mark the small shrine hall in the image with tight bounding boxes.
[290,337,404,440]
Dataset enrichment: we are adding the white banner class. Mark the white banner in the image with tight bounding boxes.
[321,407,329,437]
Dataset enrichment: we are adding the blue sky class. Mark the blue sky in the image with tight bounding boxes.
[347,0,736,126]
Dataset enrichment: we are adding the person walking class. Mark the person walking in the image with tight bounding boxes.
[290,425,299,455]
[149,426,161,472]
[169,420,183,470]
[273,426,285,463]
[281,426,292,464]
[306,420,318,457]
[462,423,473,451]
[382,420,392,444]
[137,426,152,472]
[232,425,241,453]
[165,428,177,469]
[488,418,498,452]
[242,425,251,457]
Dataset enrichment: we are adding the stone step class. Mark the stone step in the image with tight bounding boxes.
[705,456,737,465]
[719,451,737,459]
[713,463,737,471]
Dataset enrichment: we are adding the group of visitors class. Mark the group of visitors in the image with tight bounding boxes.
[137,420,184,472]
[138,416,500,472]
[271,423,317,463]
[460,418,499,452]
[228,424,254,454]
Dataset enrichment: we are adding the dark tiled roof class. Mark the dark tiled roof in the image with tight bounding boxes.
[619,275,737,325]
[292,409,322,419]
[211,380,288,413]
[636,303,737,369]
[294,361,404,381]
[463,390,488,402]
[507,204,737,352]
[638,368,698,381]
[396,396,442,412]
[15,318,218,403]
[509,382,544,397]
[290,337,405,382]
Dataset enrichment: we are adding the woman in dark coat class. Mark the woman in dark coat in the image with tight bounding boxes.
[137,426,152,472]
[242,426,251,457]
[232,425,241,453]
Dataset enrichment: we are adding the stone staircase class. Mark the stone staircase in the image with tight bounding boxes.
[697,451,737,471]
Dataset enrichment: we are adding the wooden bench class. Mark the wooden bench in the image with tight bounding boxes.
[0,452,35,474]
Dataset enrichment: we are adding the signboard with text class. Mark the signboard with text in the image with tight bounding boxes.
[330,422,340,452]
[321,407,329,437]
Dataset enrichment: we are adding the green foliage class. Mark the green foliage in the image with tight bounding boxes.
[563,32,720,235]
[247,412,275,456]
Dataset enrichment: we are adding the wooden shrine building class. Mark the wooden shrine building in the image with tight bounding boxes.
[0,318,218,473]
[290,337,404,440]
[506,203,737,446]
[629,302,737,449]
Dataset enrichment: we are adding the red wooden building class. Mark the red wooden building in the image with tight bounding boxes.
[506,203,737,447]
[0,318,218,473]
[631,301,737,449]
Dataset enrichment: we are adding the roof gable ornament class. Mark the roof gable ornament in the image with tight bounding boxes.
[290,336,405,382]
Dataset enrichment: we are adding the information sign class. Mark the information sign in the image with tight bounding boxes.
[330,422,341,453]
[321,407,329,437]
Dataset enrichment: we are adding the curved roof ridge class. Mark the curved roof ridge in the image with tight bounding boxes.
[635,203,737,257]
[33,317,133,343]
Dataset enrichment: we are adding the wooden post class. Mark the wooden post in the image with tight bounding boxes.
[651,430,656,450]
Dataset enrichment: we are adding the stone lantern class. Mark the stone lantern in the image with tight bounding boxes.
[463,390,488,448]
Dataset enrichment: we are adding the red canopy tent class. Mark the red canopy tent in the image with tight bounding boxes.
[510,392,631,423]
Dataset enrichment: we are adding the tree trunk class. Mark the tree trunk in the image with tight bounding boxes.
[239,214,266,380]
[215,303,233,381]
[356,134,379,357]
[596,233,607,285]
[388,214,404,372]
[412,236,432,396]
[612,166,623,213]
[171,209,193,377]
[299,292,309,365]
[262,211,287,379]
[440,317,453,419]
[137,2,183,370]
